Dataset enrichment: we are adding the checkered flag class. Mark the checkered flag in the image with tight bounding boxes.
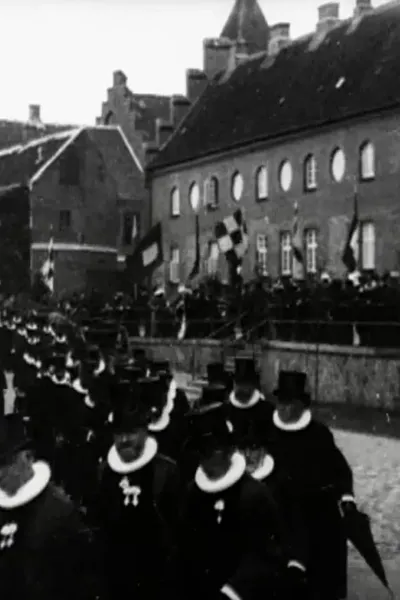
[214,209,249,265]
[41,237,55,293]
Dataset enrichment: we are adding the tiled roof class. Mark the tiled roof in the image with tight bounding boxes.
[0,120,76,151]
[220,0,269,55]
[150,2,400,170]
[0,129,80,187]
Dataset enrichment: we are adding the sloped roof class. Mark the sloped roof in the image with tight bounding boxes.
[220,0,269,55]
[0,125,143,189]
[132,93,171,142]
[150,2,400,171]
[0,119,77,151]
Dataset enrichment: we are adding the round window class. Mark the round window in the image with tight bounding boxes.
[231,171,244,202]
[331,148,346,182]
[279,160,293,192]
[189,182,200,212]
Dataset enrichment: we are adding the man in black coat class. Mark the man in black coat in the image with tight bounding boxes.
[178,436,308,600]
[0,414,99,600]
[267,370,356,600]
[95,402,182,600]
[224,358,273,451]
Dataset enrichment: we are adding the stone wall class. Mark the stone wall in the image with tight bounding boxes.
[129,337,400,412]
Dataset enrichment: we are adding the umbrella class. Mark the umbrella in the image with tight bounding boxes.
[343,508,394,597]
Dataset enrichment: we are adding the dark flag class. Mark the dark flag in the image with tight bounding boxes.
[188,214,200,280]
[342,193,359,272]
[126,222,163,283]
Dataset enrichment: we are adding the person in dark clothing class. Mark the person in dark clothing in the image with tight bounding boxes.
[268,370,356,600]
[0,414,99,600]
[95,403,181,600]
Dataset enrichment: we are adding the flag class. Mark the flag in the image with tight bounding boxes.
[188,214,200,280]
[342,193,359,272]
[125,222,163,283]
[40,236,55,293]
[292,202,304,279]
[214,209,248,266]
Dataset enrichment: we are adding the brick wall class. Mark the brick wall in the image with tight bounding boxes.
[150,110,400,283]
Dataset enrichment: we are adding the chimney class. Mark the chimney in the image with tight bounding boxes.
[186,69,208,104]
[317,3,340,34]
[170,95,191,127]
[354,0,372,17]
[113,70,127,87]
[156,119,174,148]
[268,23,291,57]
[143,142,159,166]
[203,37,236,80]
[28,104,41,124]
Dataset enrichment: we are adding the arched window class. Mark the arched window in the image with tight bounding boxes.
[330,147,346,182]
[359,141,375,180]
[255,166,268,201]
[204,177,219,209]
[170,187,180,217]
[189,182,200,212]
[304,154,317,191]
[279,160,293,192]
[231,171,244,201]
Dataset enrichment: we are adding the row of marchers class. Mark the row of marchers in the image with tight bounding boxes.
[0,309,383,600]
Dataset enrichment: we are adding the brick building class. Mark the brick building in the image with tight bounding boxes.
[0,125,148,296]
[147,0,400,287]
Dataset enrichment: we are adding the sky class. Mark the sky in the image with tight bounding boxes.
[0,0,388,125]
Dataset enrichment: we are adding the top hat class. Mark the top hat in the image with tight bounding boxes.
[0,415,31,466]
[234,358,259,385]
[273,370,310,404]
[207,362,231,385]
[113,404,149,435]
[151,361,171,377]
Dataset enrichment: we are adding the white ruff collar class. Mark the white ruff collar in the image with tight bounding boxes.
[72,379,88,395]
[165,379,177,414]
[107,436,158,474]
[0,461,51,509]
[250,454,275,481]
[195,452,246,494]
[273,409,312,431]
[23,353,35,365]
[51,374,70,386]
[229,389,264,409]
[94,359,106,376]
[148,409,170,432]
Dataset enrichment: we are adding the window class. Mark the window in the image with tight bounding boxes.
[170,187,180,217]
[255,166,268,201]
[206,242,219,275]
[122,212,139,246]
[305,229,318,273]
[231,171,244,201]
[279,160,293,192]
[204,177,219,209]
[189,182,200,212]
[256,234,268,275]
[304,154,317,191]
[360,142,375,180]
[59,148,80,185]
[280,232,292,275]
[59,210,71,232]
[169,246,180,282]
[361,222,375,270]
[330,148,346,182]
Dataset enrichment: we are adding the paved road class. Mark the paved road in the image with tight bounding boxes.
[176,371,400,599]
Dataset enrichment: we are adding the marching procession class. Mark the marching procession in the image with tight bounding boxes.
[0,306,389,600]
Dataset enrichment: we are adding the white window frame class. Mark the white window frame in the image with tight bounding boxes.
[170,187,180,217]
[304,155,317,191]
[204,177,219,209]
[305,229,318,274]
[360,142,375,181]
[256,234,268,275]
[361,222,375,270]
[169,247,180,282]
[280,232,292,275]
[256,166,268,201]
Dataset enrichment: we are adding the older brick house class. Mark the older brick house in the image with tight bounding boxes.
[146,0,400,286]
[0,125,148,296]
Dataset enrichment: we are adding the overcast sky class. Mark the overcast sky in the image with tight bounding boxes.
[0,0,387,125]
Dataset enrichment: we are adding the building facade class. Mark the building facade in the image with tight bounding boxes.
[147,0,400,286]
[0,126,148,296]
